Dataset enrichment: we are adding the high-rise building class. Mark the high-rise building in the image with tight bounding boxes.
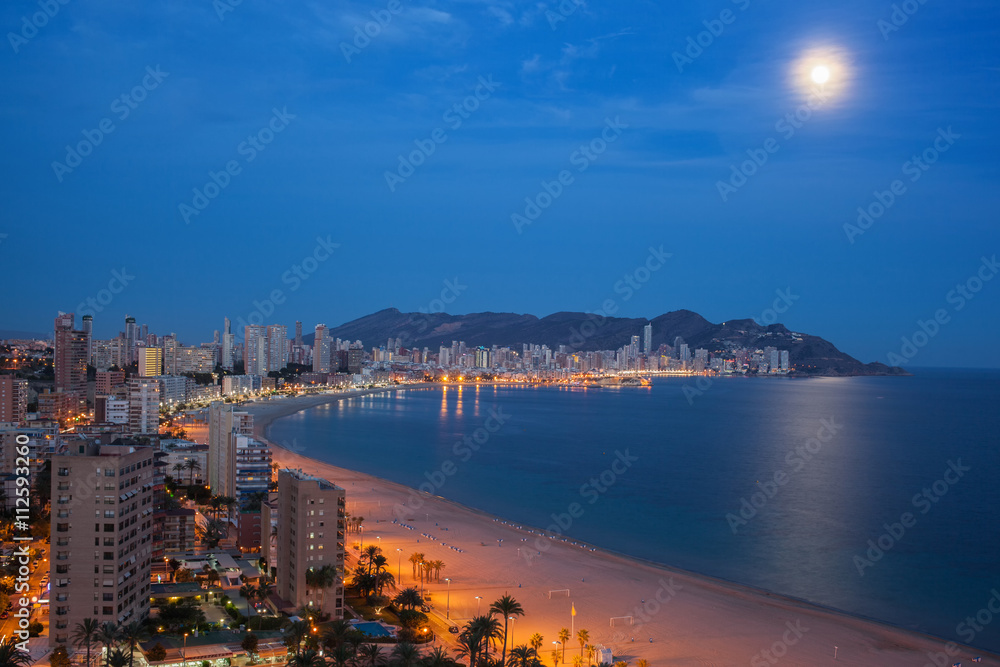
[346,348,363,374]
[138,347,163,377]
[81,314,93,365]
[276,469,346,618]
[313,325,331,373]
[208,401,254,497]
[234,435,272,500]
[54,313,88,413]
[0,375,28,424]
[128,378,160,434]
[643,323,653,356]
[244,326,267,376]
[266,325,288,372]
[49,441,155,646]
[221,318,235,370]
[124,316,139,365]
[96,370,126,395]
[294,321,303,348]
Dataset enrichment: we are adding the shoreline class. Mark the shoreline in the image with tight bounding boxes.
[246,385,995,665]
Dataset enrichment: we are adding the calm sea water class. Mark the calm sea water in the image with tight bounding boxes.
[267,369,1000,651]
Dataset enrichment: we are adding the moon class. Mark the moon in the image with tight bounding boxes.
[811,65,831,85]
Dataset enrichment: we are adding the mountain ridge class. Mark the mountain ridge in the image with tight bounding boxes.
[309,308,906,377]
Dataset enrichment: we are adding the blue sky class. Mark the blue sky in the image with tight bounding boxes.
[2,0,998,367]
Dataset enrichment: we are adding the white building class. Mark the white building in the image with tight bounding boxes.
[127,378,160,434]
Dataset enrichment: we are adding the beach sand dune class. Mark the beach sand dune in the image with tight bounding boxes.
[241,387,994,666]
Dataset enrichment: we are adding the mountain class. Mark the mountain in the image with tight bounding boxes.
[306,308,906,377]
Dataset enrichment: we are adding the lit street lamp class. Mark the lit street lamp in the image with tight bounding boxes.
[445,578,451,619]
[182,632,189,667]
[475,596,482,616]
[396,548,402,582]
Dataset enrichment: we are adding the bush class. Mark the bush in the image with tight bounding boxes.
[28,621,43,636]
[396,609,427,629]
[147,644,167,662]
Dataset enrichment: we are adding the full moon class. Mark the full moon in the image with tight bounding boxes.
[811,65,831,85]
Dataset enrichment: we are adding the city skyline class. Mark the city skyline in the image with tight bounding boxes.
[1,2,998,367]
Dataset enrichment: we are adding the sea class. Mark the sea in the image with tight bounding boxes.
[266,368,1000,652]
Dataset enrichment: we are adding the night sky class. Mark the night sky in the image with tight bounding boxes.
[2,0,998,367]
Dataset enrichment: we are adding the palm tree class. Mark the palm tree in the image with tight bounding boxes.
[635,660,648,667]
[172,463,186,482]
[550,651,560,667]
[454,633,482,667]
[329,644,355,667]
[465,615,503,664]
[393,587,422,611]
[304,565,338,613]
[391,642,420,667]
[72,618,100,667]
[256,580,274,609]
[408,552,425,580]
[119,621,148,667]
[184,458,202,485]
[557,629,570,663]
[490,594,525,666]
[321,619,354,651]
[240,583,257,619]
[374,569,396,596]
[287,649,328,667]
[357,644,385,667]
[529,635,543,653]
[106,649,128,667]
[97,622,121,667]
[285,620,312,653]
[509,646,539,667]
[575,631,590,665]
[168,558,181,582]
[613,661,628,667]
[421,646,458,667]
[0,638,32,667]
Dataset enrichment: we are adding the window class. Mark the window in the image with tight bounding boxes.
[58,468,70,477]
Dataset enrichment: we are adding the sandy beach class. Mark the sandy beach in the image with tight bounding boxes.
[241,387,995,667]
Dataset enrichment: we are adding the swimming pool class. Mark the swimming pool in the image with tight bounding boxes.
[353,621,392,637]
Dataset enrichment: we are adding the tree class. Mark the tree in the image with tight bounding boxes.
[391,642,420,667]
[357,644,385,667]
[241,633,259,656]
[529,635,543,653]
[463,615,502,665]
[172,463,186,482]
[50,646,72,667]
[107,649,129,667]
[420,647,458,667]
[168,559,181,582]
[304,565,338,613]
[97,622,121,667]
[509,646,540,667]
[240,583,257,619]
[287,649,327,667]
[146,645,167,663]
[73,618,100,667]
[408,552,425,580]
[175,567,195,583]
[575,631,590,665]
[120,621,148,667]
[199,518,228,548]
[557,629,570,663]
[393,587,422,611]
[635,661,648,667]
[285,620,311,653]
[0,639,32,667]
[550,651,559,667]
[489,594,525,666]
[184,458,202,486]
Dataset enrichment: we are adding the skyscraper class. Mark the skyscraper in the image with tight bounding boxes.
[276,468,346,618]
[0,375,28,424]
[244,325,267,376]
[54,313,88,413]
[124,316,139,365]
[222,317,235,370]
[313,324,331,373]
[294,321,303,347]
[137,347,163,377]
[49,442,155,646]
[266,324,288,372]
[208,401,254,497]
[81,314,93,365]
[643,323,653,356]
[127,378,160,434]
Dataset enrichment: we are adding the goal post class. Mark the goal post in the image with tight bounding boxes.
[609,616,633,627]
[547,589,570,599]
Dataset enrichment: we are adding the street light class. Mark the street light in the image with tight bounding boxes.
[509,616,515,647]
[475,596,482,616]
[396,548,402,582]
[182,633,188,667]
[419,562,426,600]
[445,578,451,619]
